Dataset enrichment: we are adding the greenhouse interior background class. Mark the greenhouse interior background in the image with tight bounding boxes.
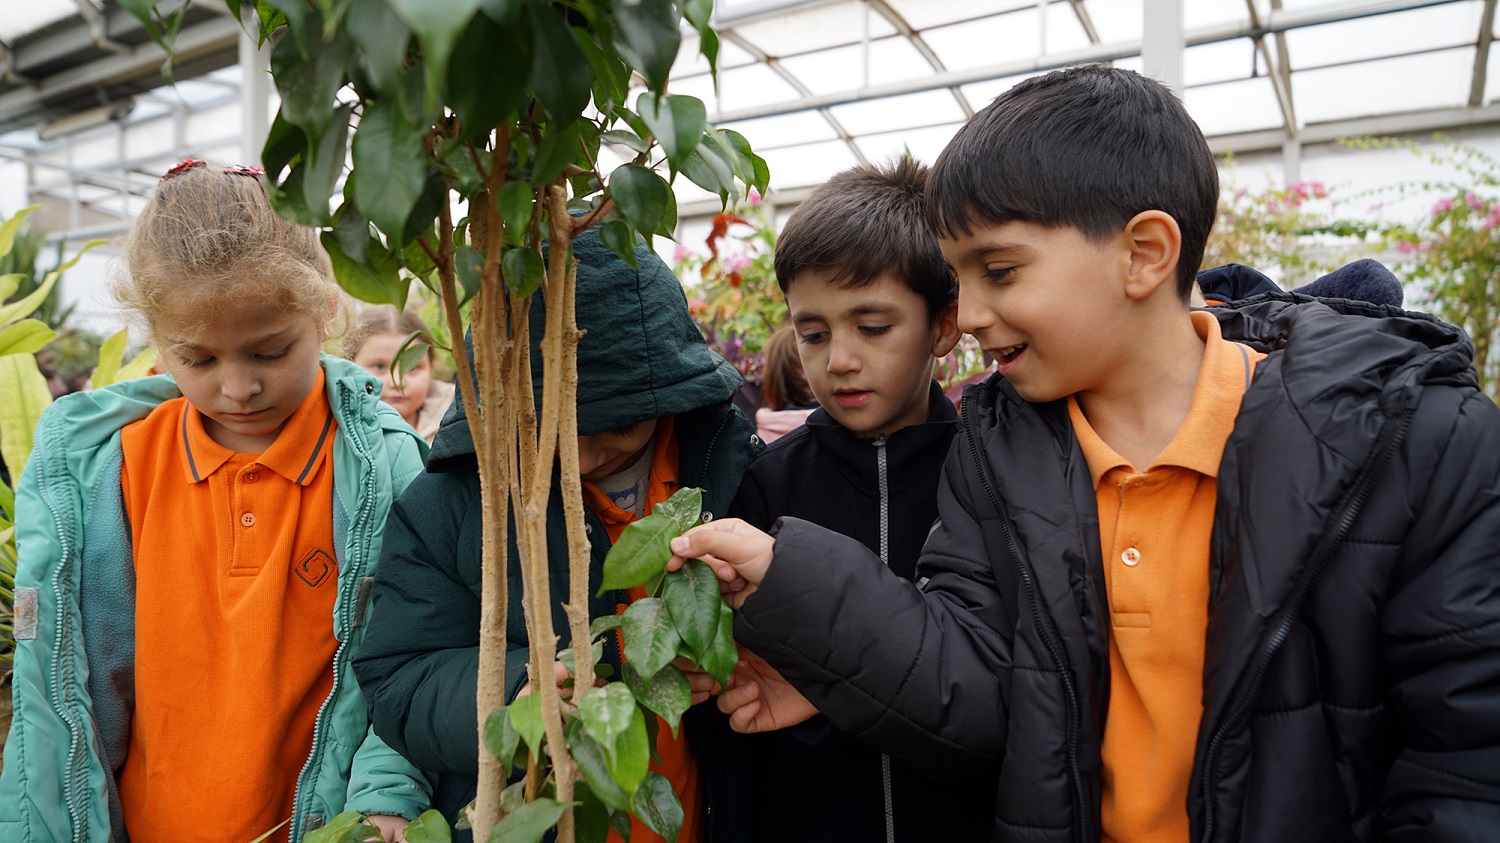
[1,0,1497,343]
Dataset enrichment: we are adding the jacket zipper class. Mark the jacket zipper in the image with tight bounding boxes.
[874,436,895,843]
[290,381,380,838]
[963,405,1090,843]
[1198,407,1414,841]
[34,415,89,842]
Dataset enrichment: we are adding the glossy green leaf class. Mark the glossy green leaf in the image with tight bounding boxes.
[262,0,311,53]
[600,129,650,155]
[598,220,638,270]
[0,268,59,325]
[495,180,534,246]
[0,274,22,303]
[486,798,572,843]
[573,781,611,843]
[531,121,583,189]
[607,705,651,798]
[498,779,527,816]
[684,0,713,29]
[386,0,482,109]
[502,247,545,299]
[448,13,529,142]
[567,717,633,811]
[589,614,625,639]
[403,810,453,843]
[632,772,684,842]
[613,0,680,93]
[638,94,706,172]
[345,0,410,96]
[438,140,486,199]
[579,681,636,748]
[527,0,591,123]
[351,98,428,243]
[624,662,692,737]
[658,187,678,240]
[623,597,681,680]
[483,705,521,770]
[698,600,739,690]
[598,512,678,593]
[557,639,605,677]
[113,348,159,385]
[480,0,523,24]
[719,129,771,197]
[267,164,320,227]
[698,26,721,82]
[576,23,629,116]
[0,320,56,358]
[508,690,545,759]
[301,104,352,225]
[0,205,38,259]
[90,328,129,388]
[454,244,484,306]
[332,198,371,265]
[322,232,407,312]
[662,559,719,660]
[261,111,306,183]
[0,476,14,522]
[651,487,703,532]
[608,165,671,244]
[269,19,349,142]
[402,173,450,247]
[680,142,735,204]
[394,332,430,388]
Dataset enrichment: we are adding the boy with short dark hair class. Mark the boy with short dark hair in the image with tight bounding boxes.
[672,65,1500,842]
[728,155,995,841]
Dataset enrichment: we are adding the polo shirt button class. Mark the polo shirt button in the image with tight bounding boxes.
[241,512,256,527]
[246,471,258,483]
[1121,547,1141,567]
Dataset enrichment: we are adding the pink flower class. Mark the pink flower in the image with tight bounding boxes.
[1481,215,1498,231]
[1395,240,1419,254]
[1465,192,1480,208]
[748,188,762,206]
[1433,197,1453,213]
[724,254,751,273]
[673,245,693,262]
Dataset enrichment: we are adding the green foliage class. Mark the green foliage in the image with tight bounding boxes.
[1362,138,1500,400]
[673,199,783,383]
[1202,170,1377,279]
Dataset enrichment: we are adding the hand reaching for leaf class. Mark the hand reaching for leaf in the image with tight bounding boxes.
[516,660,606,701]
[673,656,723,706]
[718,646,819,733]
[667,518,775,609]
[365,814,410,842]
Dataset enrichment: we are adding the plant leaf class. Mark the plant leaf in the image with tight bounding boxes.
[624,662,692,737]
[90,328,130,388]
[632,771,684,842]
[598,221,638,270]
[719,129,771,197]
[483,705,521,771]
[114,347,159,385]
[650,487,702,532]
[662,559,718,661]
[403,810,453,843]
[612,0,680,93]
[622,597,681,680]
[567,717,633,811]
[508,690,545,760]
[486,798,573,843]
[527,0,591,123]
[385,0,482,110]
[607,165,671,253]
[606,704,651,798]
[448,13,529,142]
[495,180,534,246]
[0,237,104,325]
[589,613,625,640]
[455,244,484,306]
[0,353,54,473]
[601,129,649,155]
[637,93,706,172]
[269,19,349,143]
[598,512,678,592]
[351,98,428,244]
[531,121,583,189]
[697,600,739,690]
[578,681,636,749]
[321,233,407,312]
[0,320,56,358]
[679,142,735,204]
[502,247,545,299]
[345,0,410,96]
[0,205,39,259]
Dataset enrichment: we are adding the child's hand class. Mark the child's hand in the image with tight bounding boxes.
[672,657,723,705]
[365,814,410,842]
[516,660,605,701]
[667,518,774,609]
[718,646,818,733]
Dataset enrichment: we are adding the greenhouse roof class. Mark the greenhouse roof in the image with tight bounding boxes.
[1,0,1496,235]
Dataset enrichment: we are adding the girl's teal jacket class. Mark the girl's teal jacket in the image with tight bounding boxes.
[0,355,433,842]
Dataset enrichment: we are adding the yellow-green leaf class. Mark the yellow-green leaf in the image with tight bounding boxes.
[91,328,130,388]
[0,352,53,475]
[0,320,57,357]
[0,205,39,260]
[115,347,160,384]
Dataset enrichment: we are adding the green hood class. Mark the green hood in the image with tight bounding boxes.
[427,225,742,471]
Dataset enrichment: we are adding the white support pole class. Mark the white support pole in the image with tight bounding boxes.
[239,13,271,165]
[1141,0,1185,98]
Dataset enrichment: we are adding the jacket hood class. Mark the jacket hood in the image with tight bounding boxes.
[427,225,742,471]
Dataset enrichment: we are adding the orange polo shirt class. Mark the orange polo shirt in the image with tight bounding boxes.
[118,370,340,843]
[1068,311,1265,843]
[582,416,704,843]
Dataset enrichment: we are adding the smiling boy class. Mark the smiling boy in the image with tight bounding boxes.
[673,65,1500,842]
[725,157,996,842]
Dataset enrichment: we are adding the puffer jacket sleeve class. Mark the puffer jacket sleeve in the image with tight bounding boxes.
[1378,387,1500,840]
[732,440,1013,778]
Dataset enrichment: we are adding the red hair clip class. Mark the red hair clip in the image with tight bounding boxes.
[223,165,266,177]
[160,158,206,182]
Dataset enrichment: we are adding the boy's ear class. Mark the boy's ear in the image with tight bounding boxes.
[929,302,962,358]
[1121,210,1181,301]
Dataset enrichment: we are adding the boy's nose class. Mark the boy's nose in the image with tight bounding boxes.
[220,368,262,404]
[827,336,858,374]
[956,287,994,335]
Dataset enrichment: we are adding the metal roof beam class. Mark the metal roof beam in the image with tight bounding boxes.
[1208,100,1500,155]
[866,0,974,117]
[1472,0,1496,107]
[1068,0,1102,44]
[708,0,1459,124]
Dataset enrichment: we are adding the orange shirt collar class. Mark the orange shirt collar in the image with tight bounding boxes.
[180,368,334,485]
[581,415,681,535]
[1069,310,1257,485]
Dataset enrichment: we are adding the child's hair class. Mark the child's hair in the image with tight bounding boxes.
[343,305,431,361]
[773,155,956,320]
[759,324,814,411]
[115,162,342,348]
[926,64,1219,301]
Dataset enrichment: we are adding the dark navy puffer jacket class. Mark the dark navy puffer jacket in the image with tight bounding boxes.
[733,293,1500,842]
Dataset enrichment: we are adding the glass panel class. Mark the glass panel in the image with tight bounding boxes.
[673,33,759,81]
[924,7,1042,71]
[853,123,965,166]
[1184,76,1284,136]
[1083,0,1144,43]
[884,0,1039,31]
[760,139,861,189]
[1490,44,1500,104]
[826,89,967,135]
[778,36,933,96]
[1184,38,1257,87]
[1284,4,1481,68]
[721,111,841,149]
[961,70,1050,107]
[1180,0,1242,30]
[713,63,806,114]
[731,0,896,58]
[1293,48,1474,124]
[0,0,75,42]
[1046,1,1093,54]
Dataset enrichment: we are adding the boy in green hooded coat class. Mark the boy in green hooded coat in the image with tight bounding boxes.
[353,226,760,841]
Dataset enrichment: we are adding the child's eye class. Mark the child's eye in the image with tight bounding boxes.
[258,345,294,361]
[858,325,892,337]
[984,267,1015,284]
[178,355,214,369]
[798,331,827,345]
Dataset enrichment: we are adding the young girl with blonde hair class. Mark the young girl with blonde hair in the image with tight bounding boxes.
[344,306,455,444]
[0,160,431,842]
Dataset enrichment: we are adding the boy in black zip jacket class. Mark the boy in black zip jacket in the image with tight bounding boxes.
[726,157,997,841]
[674,65,1500,843]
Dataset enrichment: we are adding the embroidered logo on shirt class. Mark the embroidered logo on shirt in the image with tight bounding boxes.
[295,549,335,588]
[14,586,37,640]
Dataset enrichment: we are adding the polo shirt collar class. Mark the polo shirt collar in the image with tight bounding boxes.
[1069,310,1256,485]
[179,368,335,485]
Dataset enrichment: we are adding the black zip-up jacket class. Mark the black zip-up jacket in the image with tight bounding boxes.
[732,295,1500,842]
[729,381,998,842]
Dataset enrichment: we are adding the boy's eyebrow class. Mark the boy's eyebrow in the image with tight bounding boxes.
[951,242,1028,265]
[170,326,296,352]
[845,301,903,318]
